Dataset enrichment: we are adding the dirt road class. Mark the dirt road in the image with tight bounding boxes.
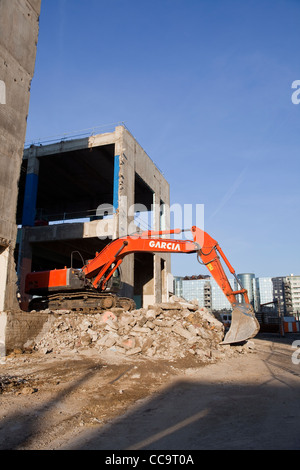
[1,333,300,450]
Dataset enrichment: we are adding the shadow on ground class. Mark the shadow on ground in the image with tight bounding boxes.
[1,334,300,450]
[66,336,300,450]
[65,380,300,450]
[0,364,102,450]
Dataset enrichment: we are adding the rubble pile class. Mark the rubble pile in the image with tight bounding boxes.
[30,297,253,362]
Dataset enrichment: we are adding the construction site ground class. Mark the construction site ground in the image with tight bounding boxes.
[1,333,300,450]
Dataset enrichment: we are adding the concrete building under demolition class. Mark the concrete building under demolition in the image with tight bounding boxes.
[17,125,171,310]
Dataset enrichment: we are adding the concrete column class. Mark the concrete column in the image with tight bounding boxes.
[113,154,120,213]
[0,246,9,311]
[0,312,7,363]
[153,191,162,304]
[18,153,39,310]
[114,127,135,298]
[161,259,168,302]
[22,154,39,227]
[18,230,32,311]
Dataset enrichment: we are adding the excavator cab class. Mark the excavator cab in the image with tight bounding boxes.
[104,265,122,293]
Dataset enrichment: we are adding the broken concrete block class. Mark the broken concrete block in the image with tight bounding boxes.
[178,302,198,311]
[146,309,160,319]
[100,311,117,323]
[111,346,126,354]
[132,326,151,334]
[137,316,148,327]
[87,329,98,342]
[169,295,184,303]
[245,340,255,350]
[195,349,210,360]
[158,302,182,310]
[146,347,156,357]
[120,337,136,350]
[154,319,175,328]
[141,337,154,352]
[80,333,92,347]
[79,319,92,331]
[197,309,223,329]
[104,318,119,330]
[172,324,195,340]
[96,333,117,347]
[187,324,198,336]
[104,335,118,348]
[195,326,215,341]
[41,346,53,355]
[126,347,142,356]
[118,314,133,327]
[145,321,155,329]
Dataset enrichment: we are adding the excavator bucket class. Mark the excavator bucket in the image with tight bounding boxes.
[222,304,260,345]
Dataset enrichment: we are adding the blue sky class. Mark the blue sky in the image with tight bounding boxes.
[26,0,300,278]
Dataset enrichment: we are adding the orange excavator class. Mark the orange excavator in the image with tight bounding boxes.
[25,226,260,344]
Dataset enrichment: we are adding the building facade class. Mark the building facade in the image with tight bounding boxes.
[17,125,171,309]
[254,276,287,314]
[272,276,286,315]
[174,276,212,310]
[254,277,274,312]
[284,275,300,316]
[174,275,234,312]
[235,273,255,307]
[174,272,297,317]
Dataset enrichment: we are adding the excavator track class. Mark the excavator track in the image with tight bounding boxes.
[28,292,136,314]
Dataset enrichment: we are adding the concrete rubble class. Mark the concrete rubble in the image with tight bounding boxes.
[29,296,255,362]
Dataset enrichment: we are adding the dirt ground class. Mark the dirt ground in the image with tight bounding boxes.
[1,332,300,450]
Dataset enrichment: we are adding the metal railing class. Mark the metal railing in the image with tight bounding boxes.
[24,122,126,148]
[33,207,154,232]
[24,122,164,175]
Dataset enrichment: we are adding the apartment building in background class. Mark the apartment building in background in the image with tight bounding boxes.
[284,275,300,317]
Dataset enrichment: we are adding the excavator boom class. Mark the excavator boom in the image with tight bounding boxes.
[189,227,260,344]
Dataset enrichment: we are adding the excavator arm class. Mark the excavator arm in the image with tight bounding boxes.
[81,226,259,344]
[189,227,259,343]
[82,229,199,290]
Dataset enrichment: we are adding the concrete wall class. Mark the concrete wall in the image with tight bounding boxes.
[1,311,54,354]
[0,0,41,310]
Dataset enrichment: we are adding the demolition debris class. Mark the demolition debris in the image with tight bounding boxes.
[28,297,255,361]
